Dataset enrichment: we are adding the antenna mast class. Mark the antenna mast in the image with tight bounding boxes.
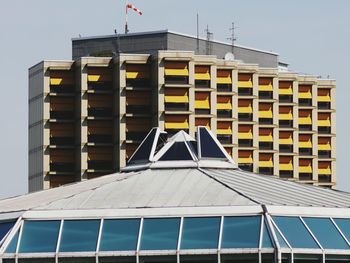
[196,12,199,54]
[205,25,213,55]
[227,22,237,54]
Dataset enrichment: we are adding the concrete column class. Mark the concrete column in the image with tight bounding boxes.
[188,60,195,137]
[43,65,50,190]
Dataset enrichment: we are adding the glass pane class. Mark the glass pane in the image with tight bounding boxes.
[181,217,220,249]
[199,127,226,159]
[0,221,15,242]
[221,216,260,248]
[273,225,288,248]
[58,258,95,263]
[100,219,140,251]
[139,255,177,263]
[129,128,157,163]
[262,254,275,263]
[181,255,218,263]
[262,221,274,248]
[160,142,193,161]
[221,254,258,263]
[5,230,19,253]
[140,218,180,250]
[99,256,136,263]
[19,220,60,253]
[273,217,318,248]
[303,217,349,249]
[59,220,100,252]
[294,254,322,263]
[18,259,55,263]
[334,219,350,243]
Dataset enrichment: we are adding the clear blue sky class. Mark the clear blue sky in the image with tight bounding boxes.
[0,0,349,198]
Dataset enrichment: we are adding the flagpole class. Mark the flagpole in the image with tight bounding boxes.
[125,0,128,34]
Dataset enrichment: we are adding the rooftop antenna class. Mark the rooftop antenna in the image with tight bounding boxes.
[227,22,238,54]
[196,12,199,54]
[205,25,213,55]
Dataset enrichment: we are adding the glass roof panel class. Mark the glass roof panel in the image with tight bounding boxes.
[334,218,350,243]
[262,220,274,248]
[198,127,226,159]
[140,218,180,250]
[273,216,318,249]
[0,221,15,243]
[129,128,157,163]
[303,217,349,249]
[181,217,220,249]
[19,220,60,253]
[5,230,19,253]
[59,220,100,252]
[100,219,140,251]
[159,142,193,161]
[221,216,261,248]
[273,224,288,248]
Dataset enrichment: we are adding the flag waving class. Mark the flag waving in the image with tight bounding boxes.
[126,4,143,15]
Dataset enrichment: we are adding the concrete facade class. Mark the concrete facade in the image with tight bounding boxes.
[28,50,336,192]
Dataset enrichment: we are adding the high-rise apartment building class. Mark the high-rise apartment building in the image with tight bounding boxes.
[29,31,336,192]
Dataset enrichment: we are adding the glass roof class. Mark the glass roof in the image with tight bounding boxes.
[0,222,15,244]
[198,127,227,159]
[3,215,350,257]
[124,126,237,171]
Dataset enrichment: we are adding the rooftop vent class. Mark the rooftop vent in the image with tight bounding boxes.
[123,126,237,172]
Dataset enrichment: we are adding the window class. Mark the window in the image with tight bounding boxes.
[128,129,157,164]
[303,217,349,249]
[160,142,194,161]
[19,220,60,253]
[333,219,350,243]
[198,127,226,159]
[262,221,273,248]
[59,220,100,252]
[221,216,261,248]
[0,221,15,242]
[5,230,19,253]
[181,217,220,249]
[140,218,180,250]
[273,217,318,249]
[100,219,140,251]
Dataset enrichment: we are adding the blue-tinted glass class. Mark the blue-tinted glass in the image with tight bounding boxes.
[273,225,288,248]
[303,217,349,249]
[334,219,350,243]
[59,220,100,252]
[140,218,180,250]
[5,230,19,253]
[273,217,318,249]
[262,221,274,248]
[160,142,193,161]
[19,220,60,253]
[0,222,15,241]
[199,128,226,159]
[129,128,157,163]
[181,217,220,249]
[100,219,140,251]
[221,216,261,248]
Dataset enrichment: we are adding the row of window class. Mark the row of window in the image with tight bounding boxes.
[3,216,271,254]
[3,216,350,255]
